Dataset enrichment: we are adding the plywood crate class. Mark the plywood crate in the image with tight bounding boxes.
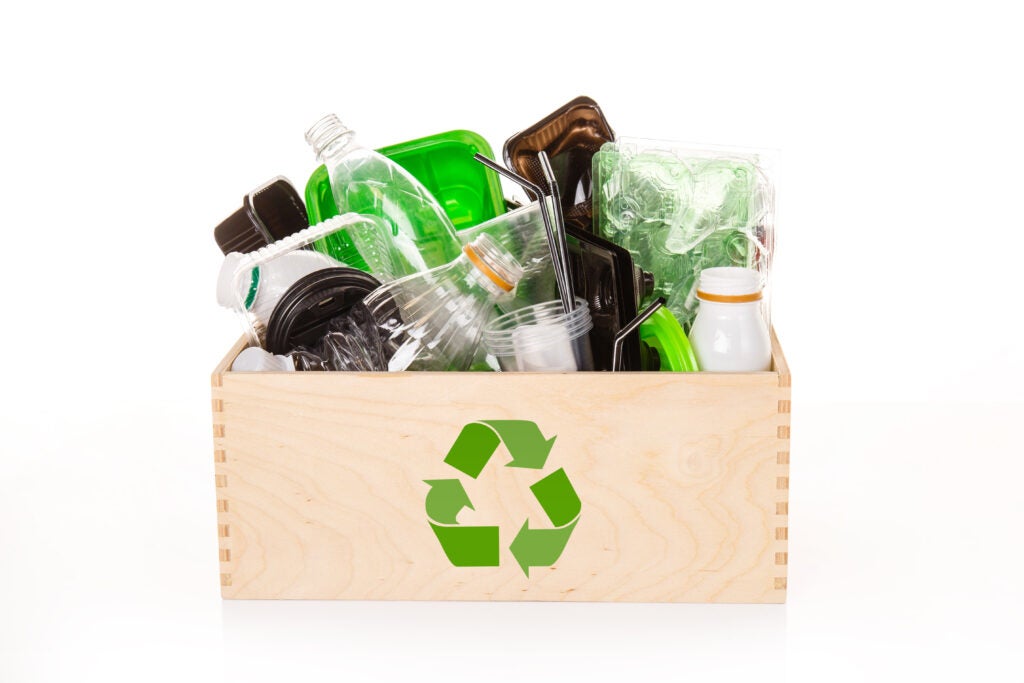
[211,331,791,602]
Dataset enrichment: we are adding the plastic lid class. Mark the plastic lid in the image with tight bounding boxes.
[503,95,615,213]
[638,308,699,372]
[213,177,309,255]
[265,267,381,354]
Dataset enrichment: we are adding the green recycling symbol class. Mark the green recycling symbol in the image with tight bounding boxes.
[424,420,581,577]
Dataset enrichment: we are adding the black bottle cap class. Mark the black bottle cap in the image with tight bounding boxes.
[214,177,309,255]
[265,268,381,354]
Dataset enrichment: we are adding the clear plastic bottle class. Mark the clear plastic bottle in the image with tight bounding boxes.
[306,114,462,273]
[365,233,523,371]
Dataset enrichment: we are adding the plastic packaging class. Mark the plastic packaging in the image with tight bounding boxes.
[306,130,506,230]
[289,304,389,371]
[216,214,393,344]
[503,96,615,232]
[367,234,522,371]
[217,249,338,329]
[455,202,557,309]
[214,177,309,255]
[264,268,381,355]
[638,308,699,372]
[458,201,699,372]
[230,306,388,372]
[305,115,462,272]
[565,227,647,370]
[483,298,594,372]
[593,137,775,331]
[361,233,524,371]
[688,267,771,371]
[231,346,296,372]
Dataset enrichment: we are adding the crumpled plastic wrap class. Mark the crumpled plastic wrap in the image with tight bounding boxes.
[290,303,389,371]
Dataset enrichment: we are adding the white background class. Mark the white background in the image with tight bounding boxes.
[2,1,1022,681]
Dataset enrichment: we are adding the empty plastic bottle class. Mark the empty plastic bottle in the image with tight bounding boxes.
[365,233,524,371]
[306,114,462,273]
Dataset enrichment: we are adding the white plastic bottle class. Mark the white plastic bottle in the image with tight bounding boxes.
[216,249,338,328]
[688,267,771,371]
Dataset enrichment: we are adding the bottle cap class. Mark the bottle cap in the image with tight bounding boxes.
[265,268,381,354]
[214,177,309,255]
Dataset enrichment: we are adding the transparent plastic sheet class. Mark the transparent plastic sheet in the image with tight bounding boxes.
[593,137,776,331]
[215,213,393,345]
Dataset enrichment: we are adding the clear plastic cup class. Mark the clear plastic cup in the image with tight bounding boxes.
[483,298,594,372]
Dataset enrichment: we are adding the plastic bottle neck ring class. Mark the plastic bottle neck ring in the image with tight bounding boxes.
[695,290,762,304]
[464,244,514,292]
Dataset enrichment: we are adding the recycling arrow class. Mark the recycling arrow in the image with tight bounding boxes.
[443,420,557,478]
[428,523,499,567]
[510,518,579,577]
[423,479,473,524]
[509,467,581,576]
[483,420,556,469]
[426,420,580,576]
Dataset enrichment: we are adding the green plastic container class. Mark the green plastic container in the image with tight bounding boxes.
[305,130,506,230]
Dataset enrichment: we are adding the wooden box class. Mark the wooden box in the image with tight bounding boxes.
[211,332,790,602]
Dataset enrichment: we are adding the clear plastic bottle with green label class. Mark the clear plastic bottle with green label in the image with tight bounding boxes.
[305,115,463,272]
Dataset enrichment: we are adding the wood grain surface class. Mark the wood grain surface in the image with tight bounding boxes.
[211,333,791,602]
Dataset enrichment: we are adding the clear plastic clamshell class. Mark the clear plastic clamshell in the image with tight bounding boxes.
[593,137,776,331]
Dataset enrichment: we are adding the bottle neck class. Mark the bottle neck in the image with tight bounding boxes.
[697,299,763,313]
[305,115,360,162]
[463,259,508,298]
[461,236,522,298]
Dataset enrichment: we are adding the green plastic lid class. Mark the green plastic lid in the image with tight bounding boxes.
[639,308,699,372]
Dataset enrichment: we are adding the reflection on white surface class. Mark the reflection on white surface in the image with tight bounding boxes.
[222,600,786,679]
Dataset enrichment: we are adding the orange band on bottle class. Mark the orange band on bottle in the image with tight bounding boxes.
[696,290,763,304]
[464,244,514,292]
